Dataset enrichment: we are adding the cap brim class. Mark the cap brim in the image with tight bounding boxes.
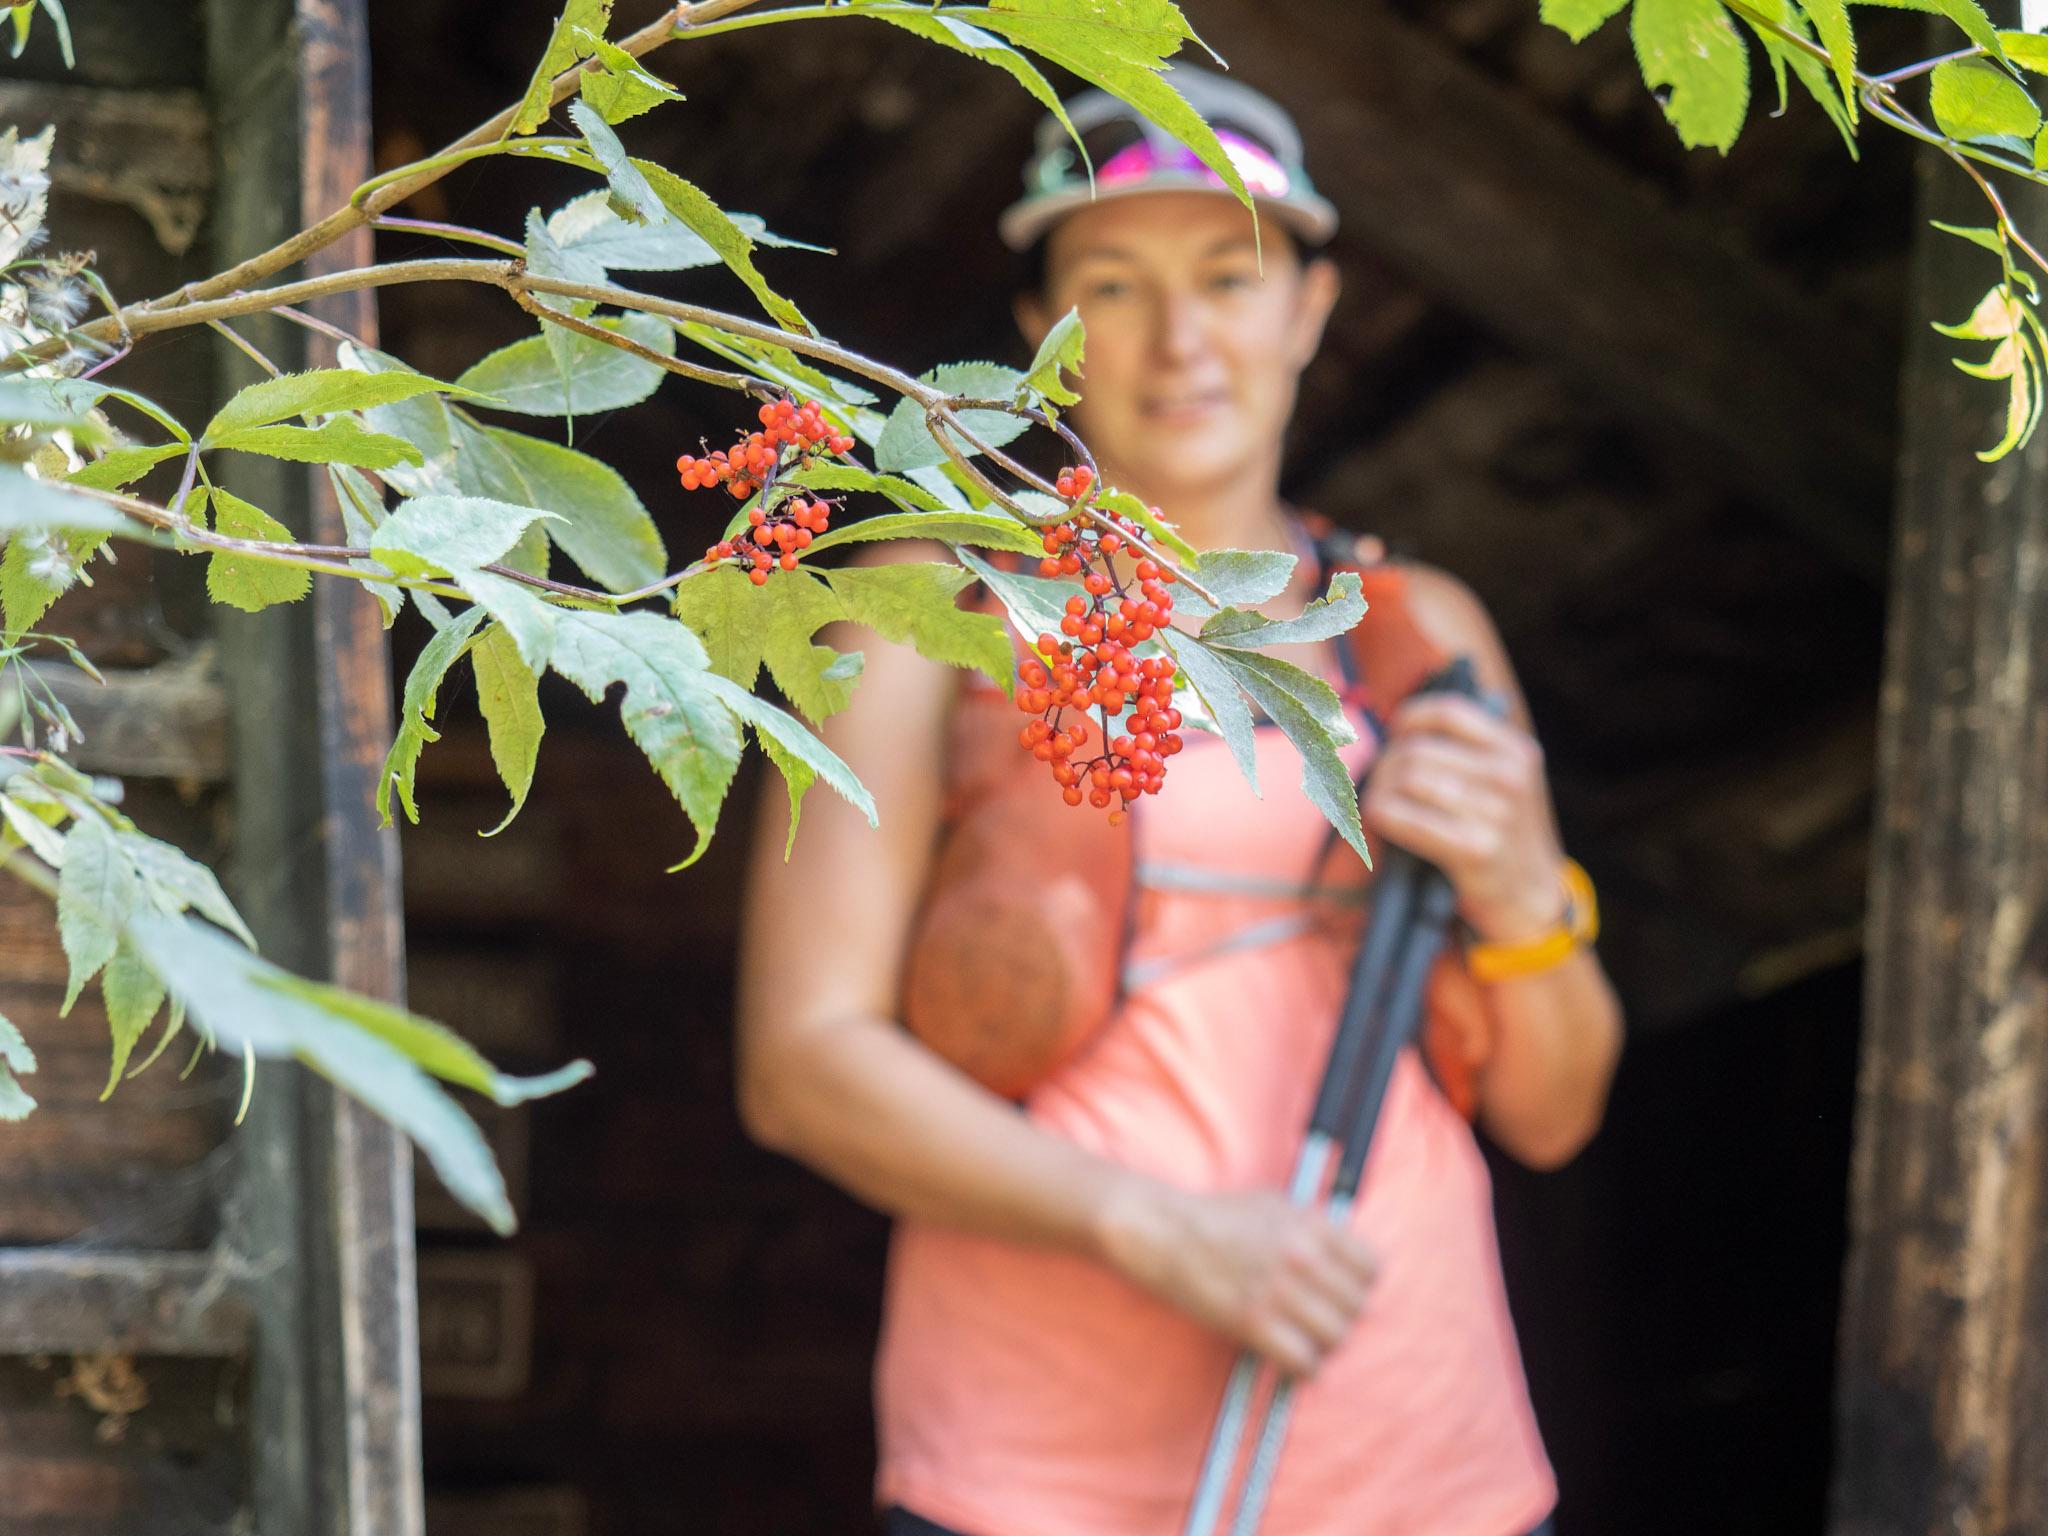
[998,177,1338,252]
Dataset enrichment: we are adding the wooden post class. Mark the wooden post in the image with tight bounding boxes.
[205,1,423,1534]
[1832,32,2048,1531]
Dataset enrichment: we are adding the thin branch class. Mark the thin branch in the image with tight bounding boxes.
[507,288,772,397]
[371,216,527,256]
[207,319,285,378]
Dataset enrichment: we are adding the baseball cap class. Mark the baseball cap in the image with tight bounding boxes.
[998,64,1338,253]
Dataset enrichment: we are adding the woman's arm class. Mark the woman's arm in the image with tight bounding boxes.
[734,547,1376,1374]
[1366,565,1624,1170]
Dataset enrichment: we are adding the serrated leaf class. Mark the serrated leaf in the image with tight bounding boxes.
[567,97,663,225]
[66,442,184,491]
[1798,0,1857,121]
[1632,0,1751,152]
[974,0,1252,222]
[546,192,820,271]
[2001,28,2048,74]
[825,562,1015,691]
[673,322,880,407]
[124,910,579,1235]
[573,25,684,122]
[57,814,134,1014]
[1,791,68,867]
[330,466,406,627]
[99,940,163,1098]
[875,361,1032,473]
[1168,547,1297,619]
[1095,488,1199,566]
[1540,0,1632,41]
[0,377,107,442]
[372,495,552,580]
[1931,220,2008,256]
[631,154,812,333]
[117,827,256,949]
[461,423,665,591]
[700,671,876,832]
[1,527,105,638]
[758,729,815,860]
[806,509,1044,556]
[378,606,486,826]
[955,546,1081,640]
[1159,628,1259,790]
[777,463,949,513]
[509,0,612,136]
[456,311,677,417]
[1018,306,1085,410]
[470,623,545,836]
[545,609,744,863]
[0,1011,34,1121]
[209,417,426,470]
[1201,571,1366,649]
[1931,57,2040,142]
[1212,648,1369,864]
[703,569,849,723]
[202,368,473,443]
[205,488,314,613]
[672,564,769,689]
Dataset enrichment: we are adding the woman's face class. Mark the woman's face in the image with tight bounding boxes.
[1017,191,1339,501]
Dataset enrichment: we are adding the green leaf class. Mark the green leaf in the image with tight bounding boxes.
[0,1012,34,1121]
[1096,488,1199,566]
[673,322,880,407]
[875,361,1031,473]
[471,624,545,836]
[330,466,406,627]
[1540,0,1632,41]
[573,26,684,122]
[0,468,136,534]
[777,463,949,513]
[372,495,553,580]
[567,97,664,224]
[99,939,164,1099]
[747,570,863,722]
[256,966,593,1108]
[509,0,612,136]
[1931,219,2008,257]
[57,814,135,1014]
[0,378,110,445]
[700,671,877,832]
[758,729,816,861]
[208,417,426,471]
[204,487,314,613]
[825,562,1015,692]
[545,610,745,864]
[66,442,184,491]
[125,910,551,1235]
[632,155,812,333]
[1,527,105,639]
[117,827,256,949]
[1632,0,1750,152]
[875,11,1083,161]
[1159,628,1259,790]
[1211,648,1369,865]
[973,0,1252,222]
[805,509,1044,556]
[1200,570,1366,649]
[2000,28,2048,74]
[548,192,821,272]
[379,606,487,826]
[954,546,1080,640]
[455,311,677,417]
[202,368,474,443]
[1797,0,1857,121]
[672,564,769,689]
[1931,57,2040,142]
[1018,306,1085,410]
[461,424,665,592]
[1168,547,1297,619]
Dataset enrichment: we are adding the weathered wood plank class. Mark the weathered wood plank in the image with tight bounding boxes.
[29,650,227,782]
[0,81,211,252]
[417,1250,533,1401]
[0,1251,251,1355]
[1831,57,2048,1532]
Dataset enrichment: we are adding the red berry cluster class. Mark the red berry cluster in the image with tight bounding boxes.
[1015,492,1185,822]
[682,397,857,586]
[703,497,835,586]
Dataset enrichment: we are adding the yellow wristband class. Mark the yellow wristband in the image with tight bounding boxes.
[1463,858,1599,983]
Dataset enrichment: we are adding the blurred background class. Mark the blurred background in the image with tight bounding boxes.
[0,0,1936,1531]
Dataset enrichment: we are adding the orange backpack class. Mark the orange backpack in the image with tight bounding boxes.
[901,524,1491,1116]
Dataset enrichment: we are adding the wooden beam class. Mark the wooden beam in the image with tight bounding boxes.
[0,80,210,253]
[30,649,227,782]
[1194,0,1895,580]
[1830,73,2048,1529]
[0,1250,250,1356]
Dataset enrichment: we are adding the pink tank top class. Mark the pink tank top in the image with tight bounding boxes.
[876,662,1556,1536]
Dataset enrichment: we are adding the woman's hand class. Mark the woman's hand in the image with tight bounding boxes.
[1360,692,1565,944]
[1094,1176,1378,1377]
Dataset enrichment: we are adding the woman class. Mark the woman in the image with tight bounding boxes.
[736,67,1624,1536]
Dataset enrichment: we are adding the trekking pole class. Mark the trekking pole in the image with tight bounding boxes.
[1180,658,1481,1536]
[1222,863,1462,1536]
